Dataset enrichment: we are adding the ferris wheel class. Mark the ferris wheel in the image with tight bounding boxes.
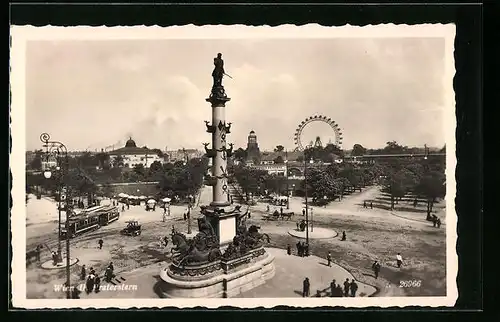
[293,115,343,151]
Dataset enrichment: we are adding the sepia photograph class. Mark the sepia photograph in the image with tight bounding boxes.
[10,24,456,308]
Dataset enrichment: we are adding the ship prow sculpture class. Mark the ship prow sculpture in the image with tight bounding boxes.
[159,54,275,298]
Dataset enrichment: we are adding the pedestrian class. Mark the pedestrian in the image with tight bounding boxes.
[71,286,81,299]
[372,260,381,279]
[302,209,305,216]
[336,284,343,297]
[330,279,336,297]
[341,231,347,241]
[183,212,187,220]
[363,201,367,208]
[287,244,291,255]
[266,204,270,212]
[304,243,310,257]
[122,204,125,212]
[413,198,418,208]
[437,218,442,228]
[350,279,358,297]
[86,274,95,294]
[343,278,350,297]
[94,275,101,293]
[370,201,373,209]
[98,239,103,250]
[280,207,283,215]
[296,242,302,257]
[327,252,332,267]
[105,267,112,282]
[51,251,57,265]
[80,264,86,281]
[302,277,310,297]
[35,244,42,262]
[296,221,300,231]
[396,253,403,268]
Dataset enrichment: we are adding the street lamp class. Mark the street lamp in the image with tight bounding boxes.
[40,132,71,299]
[304,152,314,249]
[284,150,290,209]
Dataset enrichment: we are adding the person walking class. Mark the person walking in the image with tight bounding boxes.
[94,275,101,293]
[336,284,343,297]
[370,201,373,209]
[86,273,95,294]
[80,264,86,281]
[341,231,347,241]
[287,244,292,255]
[372,260,381,279]
[437,218,442,228]
[302,277,310,297]
[343,278,350,297]
[302,209,305,216]
[35,244,42,262]
[350,279,358,297]
[330,279,336,297]
[363,201,367,208]
[98,239,103,250]
[327,252,332,267]
[396,253,403,268]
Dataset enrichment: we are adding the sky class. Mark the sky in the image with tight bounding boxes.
[25,37,447,152]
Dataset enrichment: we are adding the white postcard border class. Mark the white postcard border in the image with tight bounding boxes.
[10,23,457,309]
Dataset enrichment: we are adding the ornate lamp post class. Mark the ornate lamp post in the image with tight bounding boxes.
[303,151,315,246]
[40,132,71,299]
[285,150,289,209]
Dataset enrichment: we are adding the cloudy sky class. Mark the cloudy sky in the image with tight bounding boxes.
[26,37,446,152]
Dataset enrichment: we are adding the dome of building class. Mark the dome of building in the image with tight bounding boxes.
[125,137,137,148]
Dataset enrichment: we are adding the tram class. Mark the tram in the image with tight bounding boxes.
[61,205,120,239]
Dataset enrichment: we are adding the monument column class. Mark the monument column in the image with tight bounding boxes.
[203,53,237,247]
[208,99,230,207]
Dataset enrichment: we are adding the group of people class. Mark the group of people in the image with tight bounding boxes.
[331,278,359,297]
[302,277,359,297]
[363,201,374,209]
[79,262,115,295]
[287,242,309,257]
[431,214,442,228]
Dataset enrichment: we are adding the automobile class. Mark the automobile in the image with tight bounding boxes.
[121,220,142,236]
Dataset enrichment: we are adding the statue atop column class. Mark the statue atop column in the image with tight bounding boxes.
[210,53,229,100]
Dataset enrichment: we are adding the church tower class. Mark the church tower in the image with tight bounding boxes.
[246,130,261,163]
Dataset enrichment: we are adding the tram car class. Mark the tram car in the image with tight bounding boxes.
[60,205,120,239]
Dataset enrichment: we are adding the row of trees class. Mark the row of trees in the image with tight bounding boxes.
[27,150,209,201]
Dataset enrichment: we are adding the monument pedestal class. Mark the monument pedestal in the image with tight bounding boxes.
[159,247,275,298]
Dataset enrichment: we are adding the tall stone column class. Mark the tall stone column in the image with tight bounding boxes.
[208,99,230,207]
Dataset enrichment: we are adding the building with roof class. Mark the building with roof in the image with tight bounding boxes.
[108,138,163,168]
[246,130,261,164]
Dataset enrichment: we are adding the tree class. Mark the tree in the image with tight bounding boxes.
[274,145,285,152]
[133,164,146,179]
[351,144,367,156]
[233,148,247,162]
[415,171,446,220]
[95,152,110,170]
[29,150,43,170]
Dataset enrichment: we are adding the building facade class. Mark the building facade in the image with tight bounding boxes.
[108,138,163,168]
[246,130,261,164]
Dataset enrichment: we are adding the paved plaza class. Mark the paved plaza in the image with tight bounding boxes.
[25,183,446,299]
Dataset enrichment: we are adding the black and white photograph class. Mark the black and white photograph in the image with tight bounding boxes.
[10,24,456,308]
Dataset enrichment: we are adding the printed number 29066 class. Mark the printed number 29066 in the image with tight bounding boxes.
[399,280,422,288]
